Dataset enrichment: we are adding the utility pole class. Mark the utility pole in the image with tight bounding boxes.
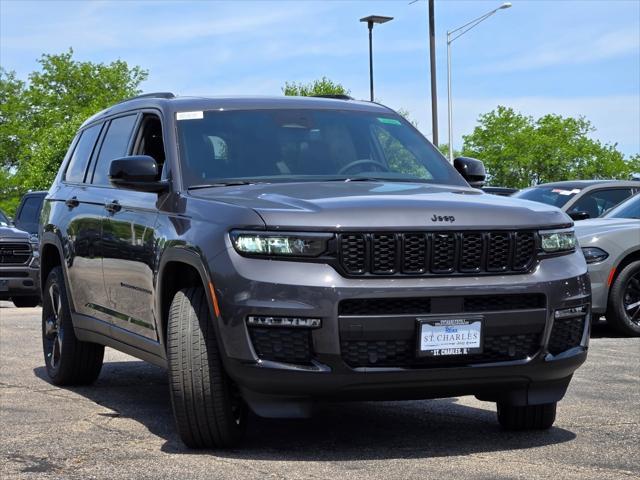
[428,0,438,146]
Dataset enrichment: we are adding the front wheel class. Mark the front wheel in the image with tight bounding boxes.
[167,287,247,449]
[606,261,640,337]
[497,402,557,431]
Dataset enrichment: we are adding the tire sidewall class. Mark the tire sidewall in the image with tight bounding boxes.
[609,261,640,336]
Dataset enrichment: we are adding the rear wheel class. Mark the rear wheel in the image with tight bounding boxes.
[12,296,40,308]
[497,402,557,431]
[42,266,104,385]
[606,261,640,337]
[167,287,247,449]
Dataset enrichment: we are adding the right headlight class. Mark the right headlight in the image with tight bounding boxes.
[581,246,609,264]
[539,228,577,253]
[230,231,332,257]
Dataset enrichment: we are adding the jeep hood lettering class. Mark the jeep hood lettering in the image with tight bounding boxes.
[192,182,570,229]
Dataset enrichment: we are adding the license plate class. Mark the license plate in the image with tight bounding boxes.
[0,280,8,292]
[417,317,483,356]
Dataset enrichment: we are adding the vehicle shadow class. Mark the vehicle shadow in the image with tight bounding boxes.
[590,318,630,339]
[34,360,576,460]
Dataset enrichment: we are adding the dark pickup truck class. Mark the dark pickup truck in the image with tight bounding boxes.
[0,192,46,307]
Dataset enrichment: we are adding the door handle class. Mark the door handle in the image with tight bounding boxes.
[65,196,79,208]
[105,200,122,213]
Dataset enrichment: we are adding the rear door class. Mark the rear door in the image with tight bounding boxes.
[92,112,162,340]
[62,122,112,320]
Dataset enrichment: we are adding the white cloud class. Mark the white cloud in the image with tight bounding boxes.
[478,27,639,73]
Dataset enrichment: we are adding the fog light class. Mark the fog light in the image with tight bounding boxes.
[246,316,321,329]
[554,305,588,319]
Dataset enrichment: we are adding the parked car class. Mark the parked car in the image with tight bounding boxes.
[482,186,517,196]
[512,180,639,221]
[39,93,590,448]
[575,194,640,336]
[0,207,41,307]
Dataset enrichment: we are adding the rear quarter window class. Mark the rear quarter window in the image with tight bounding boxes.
[64,123,103,183]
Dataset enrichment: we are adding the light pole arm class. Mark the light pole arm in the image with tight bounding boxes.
[447,9,500,44]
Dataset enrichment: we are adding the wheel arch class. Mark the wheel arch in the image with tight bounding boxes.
[156,247,220,350]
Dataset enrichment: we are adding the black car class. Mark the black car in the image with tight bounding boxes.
[39,93,590,448]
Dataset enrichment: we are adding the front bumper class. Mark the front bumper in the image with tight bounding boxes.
[210,248,590,415]
[0,264,40,299]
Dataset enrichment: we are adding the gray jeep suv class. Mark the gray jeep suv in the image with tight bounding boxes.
[40,93,590,448]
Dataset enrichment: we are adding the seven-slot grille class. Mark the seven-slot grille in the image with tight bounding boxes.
[338,231,536,276]
[0,242,31,265]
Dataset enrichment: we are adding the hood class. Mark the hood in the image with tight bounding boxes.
[0,225,30,240]
[192,181,571,230]
[575,218,640,240]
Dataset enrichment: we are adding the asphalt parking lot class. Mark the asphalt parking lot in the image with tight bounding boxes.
[1,302,638,480]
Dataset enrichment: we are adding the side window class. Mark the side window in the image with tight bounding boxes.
[16,196,43,234]
[371,124,432,179]
[569,188,633,218]
[133,115,166,177]
[64,124,102,183]
[91,114,138,186]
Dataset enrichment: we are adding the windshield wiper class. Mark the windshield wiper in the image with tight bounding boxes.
[188,181,257,190]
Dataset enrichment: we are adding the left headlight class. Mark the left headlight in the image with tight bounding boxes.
[29,233,39,244]
[230,231,332,257]
[539,228,577,253]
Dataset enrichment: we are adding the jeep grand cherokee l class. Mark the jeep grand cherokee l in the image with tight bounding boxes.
[39,93,590,448]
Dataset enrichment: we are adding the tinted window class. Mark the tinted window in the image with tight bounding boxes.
[605,194,640,219]
[65,124,102,183]
[512,186,580,207]
[176,109,464,187]
[134,115,166,175]
[91,114,137,186]
[568,188,633,218]
[0,210,10,226]
[16,195,44,234]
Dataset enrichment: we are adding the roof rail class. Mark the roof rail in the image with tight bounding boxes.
[117,92,175,104]
[311,94,354,100]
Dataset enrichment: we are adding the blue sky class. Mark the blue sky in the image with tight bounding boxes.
[1,0,639,155]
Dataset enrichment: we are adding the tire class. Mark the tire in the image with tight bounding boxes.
[167,287,247,449]
[497,402,557,431]
[41,266,104,385]
[606,261,640,337]
[12,296,40,308]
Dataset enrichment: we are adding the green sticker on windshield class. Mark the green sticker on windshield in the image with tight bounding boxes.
[377,117,402,126]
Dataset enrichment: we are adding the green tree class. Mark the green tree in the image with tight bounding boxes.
[462,106,640,188]
[0,49,147,213]
[282,76,350,97]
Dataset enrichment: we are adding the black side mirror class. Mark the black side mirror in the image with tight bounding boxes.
[454,157,486,188]
[568,210,590,221]
[109,156,169,193]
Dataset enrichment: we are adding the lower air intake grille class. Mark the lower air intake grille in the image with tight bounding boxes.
[548,317,585,355]
[341,332,540,368]
[248,328,312,365]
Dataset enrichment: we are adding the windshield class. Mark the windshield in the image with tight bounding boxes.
[603,194,640,219]
[0,210,9,227]
[512,186,581,207]
[176,109,466,188]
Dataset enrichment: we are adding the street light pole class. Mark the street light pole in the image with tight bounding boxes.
[428,0,438,146]
[360,15,393,102]
[446,2,512,162]
[368,21,374,101]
